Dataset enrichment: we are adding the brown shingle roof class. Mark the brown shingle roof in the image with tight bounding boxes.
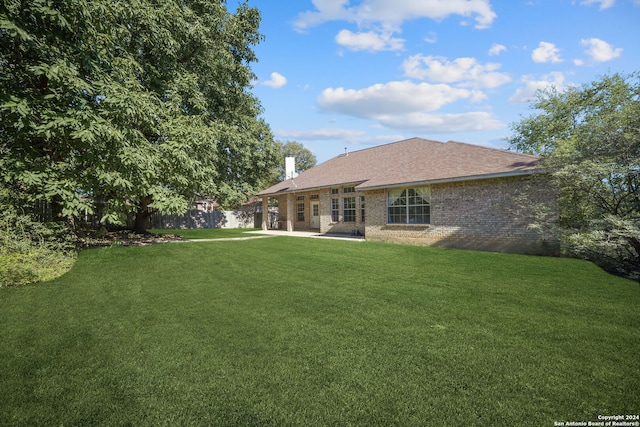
[258,137,541,195]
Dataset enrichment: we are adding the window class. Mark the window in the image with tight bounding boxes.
[343,186,355,193]
[331,198,340,222]
[310,194,319,200]
[343,197,356,222]
[296,195,305,201]
[360,195,365,222]
[297,203,305,222]
[331,188,339,195]
[387,187,430,224]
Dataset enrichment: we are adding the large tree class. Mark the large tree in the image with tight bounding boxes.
[508,72,640,280]
[0,0,278,233]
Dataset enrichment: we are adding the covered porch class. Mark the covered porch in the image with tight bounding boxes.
[259,193,321,233]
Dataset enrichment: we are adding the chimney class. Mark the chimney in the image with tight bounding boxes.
[285,156,298,180]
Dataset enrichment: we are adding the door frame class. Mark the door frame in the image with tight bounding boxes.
[310,201,320,229]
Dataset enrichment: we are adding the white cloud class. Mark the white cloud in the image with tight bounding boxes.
[375,111,504,133]
[316,80,503,133]
[488,43,507,56]
[261,72,287,88]
[402,55,511,89]
[275,129,409,151]
[335,29,405,51]
[294,0,497,32]
[580,0,615,10]
[294,0,353,32]
[275,128,367,141]
[509,72,566,104]
[532,41,563,63]
[580,37,622,62]
[318,81,474,117]
[424,31,438,44]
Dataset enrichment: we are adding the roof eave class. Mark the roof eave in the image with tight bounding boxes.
[258,180,368,196]
[356,169,540,191]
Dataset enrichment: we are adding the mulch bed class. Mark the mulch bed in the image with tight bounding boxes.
[80,230,184,248]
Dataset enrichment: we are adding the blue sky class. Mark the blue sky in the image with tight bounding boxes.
[231,0,640,164]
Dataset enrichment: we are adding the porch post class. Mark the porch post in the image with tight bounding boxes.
[261,196,269,230]
[286,193,294,232]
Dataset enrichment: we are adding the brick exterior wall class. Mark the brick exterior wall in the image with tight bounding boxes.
[271,175,558,254]
[365,176,558,254]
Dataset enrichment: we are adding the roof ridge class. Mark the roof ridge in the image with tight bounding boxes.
[325,137,445,160]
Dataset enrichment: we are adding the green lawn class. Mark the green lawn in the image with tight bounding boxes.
[1,233,638,426]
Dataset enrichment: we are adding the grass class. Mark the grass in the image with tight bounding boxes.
[1,232,638,426]
[149,227,261,240]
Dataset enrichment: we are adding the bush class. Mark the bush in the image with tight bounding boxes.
[0,249,75,287]
[564,216,640,282]
[0,195,77,287]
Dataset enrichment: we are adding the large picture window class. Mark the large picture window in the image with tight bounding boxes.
[387,187,430,224]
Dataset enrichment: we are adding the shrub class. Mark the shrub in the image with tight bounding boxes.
[0,249,75,287]
[564,216,640,282]
[0,194,76,287]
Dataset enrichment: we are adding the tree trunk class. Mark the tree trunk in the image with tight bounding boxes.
[50,195,64,221]
[134,195,153,234]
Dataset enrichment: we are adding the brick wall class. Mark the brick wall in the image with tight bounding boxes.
[365,176,558,254]
[320,187,364,235]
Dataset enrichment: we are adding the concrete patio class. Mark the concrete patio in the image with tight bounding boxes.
[246,230,364,241]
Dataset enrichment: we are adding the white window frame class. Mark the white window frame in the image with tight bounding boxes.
[387,187,431,224]
[343,196,356,222]
[331,198,340,222]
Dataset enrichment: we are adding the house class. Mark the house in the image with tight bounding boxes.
[257,137,557,254]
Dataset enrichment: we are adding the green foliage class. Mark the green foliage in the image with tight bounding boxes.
[0,249,75,287]
[0,191,76,287]
[280,140,317,175]
[268,140,318,184]
[565,216,640,281]
[0,0,279,233]
[509,72,640,280]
